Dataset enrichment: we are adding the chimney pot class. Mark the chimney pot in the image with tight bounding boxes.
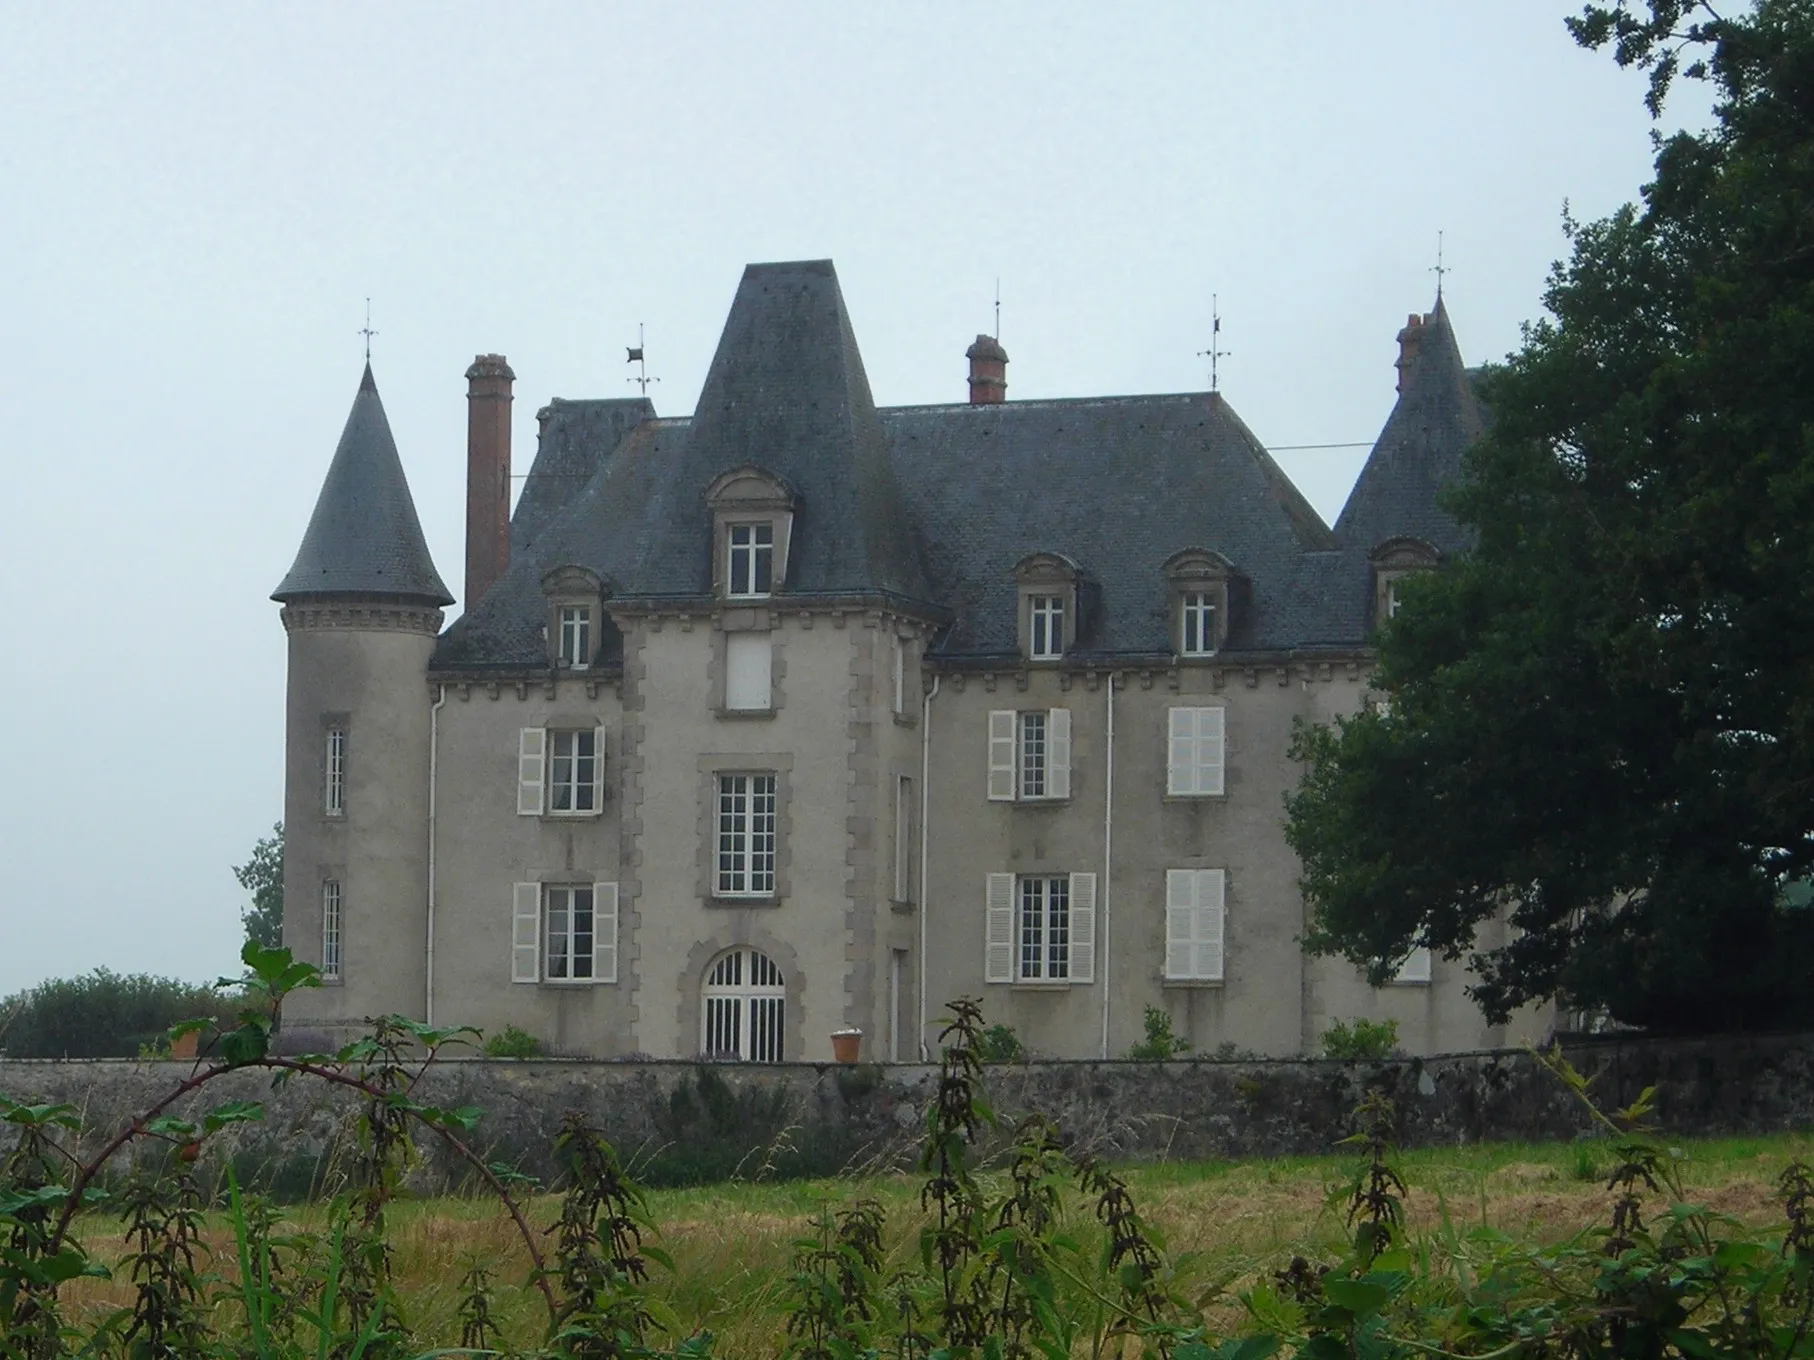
[965,333,1008,405]
[465,354,515,607]
[1394,313,1428,394]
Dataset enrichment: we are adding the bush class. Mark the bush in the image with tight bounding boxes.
[1319,1016,1400,1059]
[482,1023,543,1058]
[974,1022,1025,1063]
[0,969,232,1058]
[1125,1005,1190,1060]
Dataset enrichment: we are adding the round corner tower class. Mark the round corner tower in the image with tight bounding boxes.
[271,363,453,1038]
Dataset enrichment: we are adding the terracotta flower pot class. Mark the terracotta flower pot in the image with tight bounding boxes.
[830,1028,863,1064]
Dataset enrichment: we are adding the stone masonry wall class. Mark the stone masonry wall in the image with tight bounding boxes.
[3,1033,1812,1194]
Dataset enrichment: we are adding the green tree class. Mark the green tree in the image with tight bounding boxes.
[234,822,284,952]
[1288,0,1814,1032]
[0,970,229,1058]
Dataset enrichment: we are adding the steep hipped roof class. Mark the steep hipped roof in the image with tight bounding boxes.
[272,364,453,605]
[1334,296,1484,556]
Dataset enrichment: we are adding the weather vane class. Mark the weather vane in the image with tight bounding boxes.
[359,298,378,362]
[1431,231,1449,296]
[626,323,660,395]
[994,277,1002,341]
[1197,294,1231,391]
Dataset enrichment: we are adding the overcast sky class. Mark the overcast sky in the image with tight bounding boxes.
[0,3,1701,996]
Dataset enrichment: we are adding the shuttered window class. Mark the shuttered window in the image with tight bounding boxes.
[725,634,773,710]
[520,727,604,816]
[511,882,618,984]
[1166,707,1226,796]
[1164,868,1226,981]
[986,709,1073,802]
[987,872,1095,983]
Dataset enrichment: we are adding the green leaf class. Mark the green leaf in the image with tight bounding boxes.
[1321,1278,1391,1317]
[204,1100,266,1132]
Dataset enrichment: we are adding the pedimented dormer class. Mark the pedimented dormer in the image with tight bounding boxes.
[1164,548,1241,657]
[1369,537,1441,625]
[707,466,796,602]
[541,564,610,670]
[1012,552,1082,662]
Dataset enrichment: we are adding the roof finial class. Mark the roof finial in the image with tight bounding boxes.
[1197,294,1231,392]
[993,277,1001,342]
[1431,231,1448,298]
[625,322,660,395]
[358,297,378,362]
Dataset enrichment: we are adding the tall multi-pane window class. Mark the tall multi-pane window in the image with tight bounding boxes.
[893,774,914,902]
[1028,595,1064,659]
[1180,592,1217,656]
[549,730,599,814]
[558,605,593,668]
[325,728,346,817]
[321,880,342,981]
[716,773,778,896]
[544,885,596,981]
[727,523,775,598]
[1018,711,1048,798]
[702,948,785,1062]
[891,636,907,715]
[1018,876,1070,980]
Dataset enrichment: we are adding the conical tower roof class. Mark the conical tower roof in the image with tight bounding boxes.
[272,364,453,605]
[1334,295,1484,556]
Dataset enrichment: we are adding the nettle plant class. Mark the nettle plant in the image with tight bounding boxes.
[9,952,1814,1358]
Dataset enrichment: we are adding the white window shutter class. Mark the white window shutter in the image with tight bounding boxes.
[517,728,546,816]
[511,883,541,983]
[1167,708,1193,795]
[1047,708,1072,800]
[1198,869,1226,981]
[987,711,1017,801]
[1164,869,1195,979]
[593,881,618,984]
[984,873,1015,982]
[1199,707,1226,796]
[591,725,608,812]
[725,633,772,710]
[1068,872,1096,982]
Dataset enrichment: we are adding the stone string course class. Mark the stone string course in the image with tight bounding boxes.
[3,1034,1812,1193]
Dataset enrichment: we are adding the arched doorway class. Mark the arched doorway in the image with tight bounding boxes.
[701,947,786,1062]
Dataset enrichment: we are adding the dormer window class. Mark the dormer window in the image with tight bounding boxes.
[1028,595,1065,660]
[557,605,593,670]
[1179,592,1217,657]
[1164,548,1240,658]
[1369,538,1441,627]
[707,467,796,602]
[727,523,774,599]
[1012,553,1082,662]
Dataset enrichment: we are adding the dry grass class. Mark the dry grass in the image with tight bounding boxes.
[51,1132,1814,1353]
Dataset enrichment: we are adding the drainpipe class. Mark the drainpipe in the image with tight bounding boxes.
[1101,675,1115,1059]
[427,683,446,1026]
[918,674,941,1061]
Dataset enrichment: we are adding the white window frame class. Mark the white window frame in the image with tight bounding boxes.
[1393,946,1433,985]
[518,727,606,818]
[987,709,1072,802]
[320,880,342,981]
[701,947,785,1062]
[716,772,778,897]
[557,604,593,670]
[1027,594,1065,660]
[512,881,617,985]
[984,871,1095,984]
[1179,592,1217,657]
[1166,706,1226,797]
[727,522,775,599]
[1164,868,1226,981]
[893,774,914,903]
[325,727,346,818]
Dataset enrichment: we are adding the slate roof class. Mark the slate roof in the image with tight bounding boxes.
[427,264,1485,673]
[273,364,453,605]
[1334,297,1483,557]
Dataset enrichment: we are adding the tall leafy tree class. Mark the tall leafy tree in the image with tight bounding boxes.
[234,822,284,952]
[1288,0,1814,1031]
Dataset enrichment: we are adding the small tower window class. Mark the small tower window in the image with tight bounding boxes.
[1180,592,1217,656]
[321,880,342,981]
[557,605,593,669]
[728,523,775,598]
[1028,595,1065,660]
[324,727,346,817]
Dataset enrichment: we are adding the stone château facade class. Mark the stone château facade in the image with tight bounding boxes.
[274,259,1545,1061]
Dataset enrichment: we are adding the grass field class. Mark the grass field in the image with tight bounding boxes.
[54,1130,1814,1353]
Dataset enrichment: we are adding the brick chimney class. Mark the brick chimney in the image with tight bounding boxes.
[1394,313,1427,393]
[965,334,1008,405]
[464,354,515,607]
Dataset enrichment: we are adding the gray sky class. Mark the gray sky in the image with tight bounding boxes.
[0,3,1694,996]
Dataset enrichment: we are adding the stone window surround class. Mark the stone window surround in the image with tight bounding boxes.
[695,751,795,907]
[541,564,609,671]
[1011,552,1082,662]
[1162,548,1239,656]
[677,929,805,1062]
[706,466,797,601]
[710,607,787,719]
[1369,537,1441,626]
